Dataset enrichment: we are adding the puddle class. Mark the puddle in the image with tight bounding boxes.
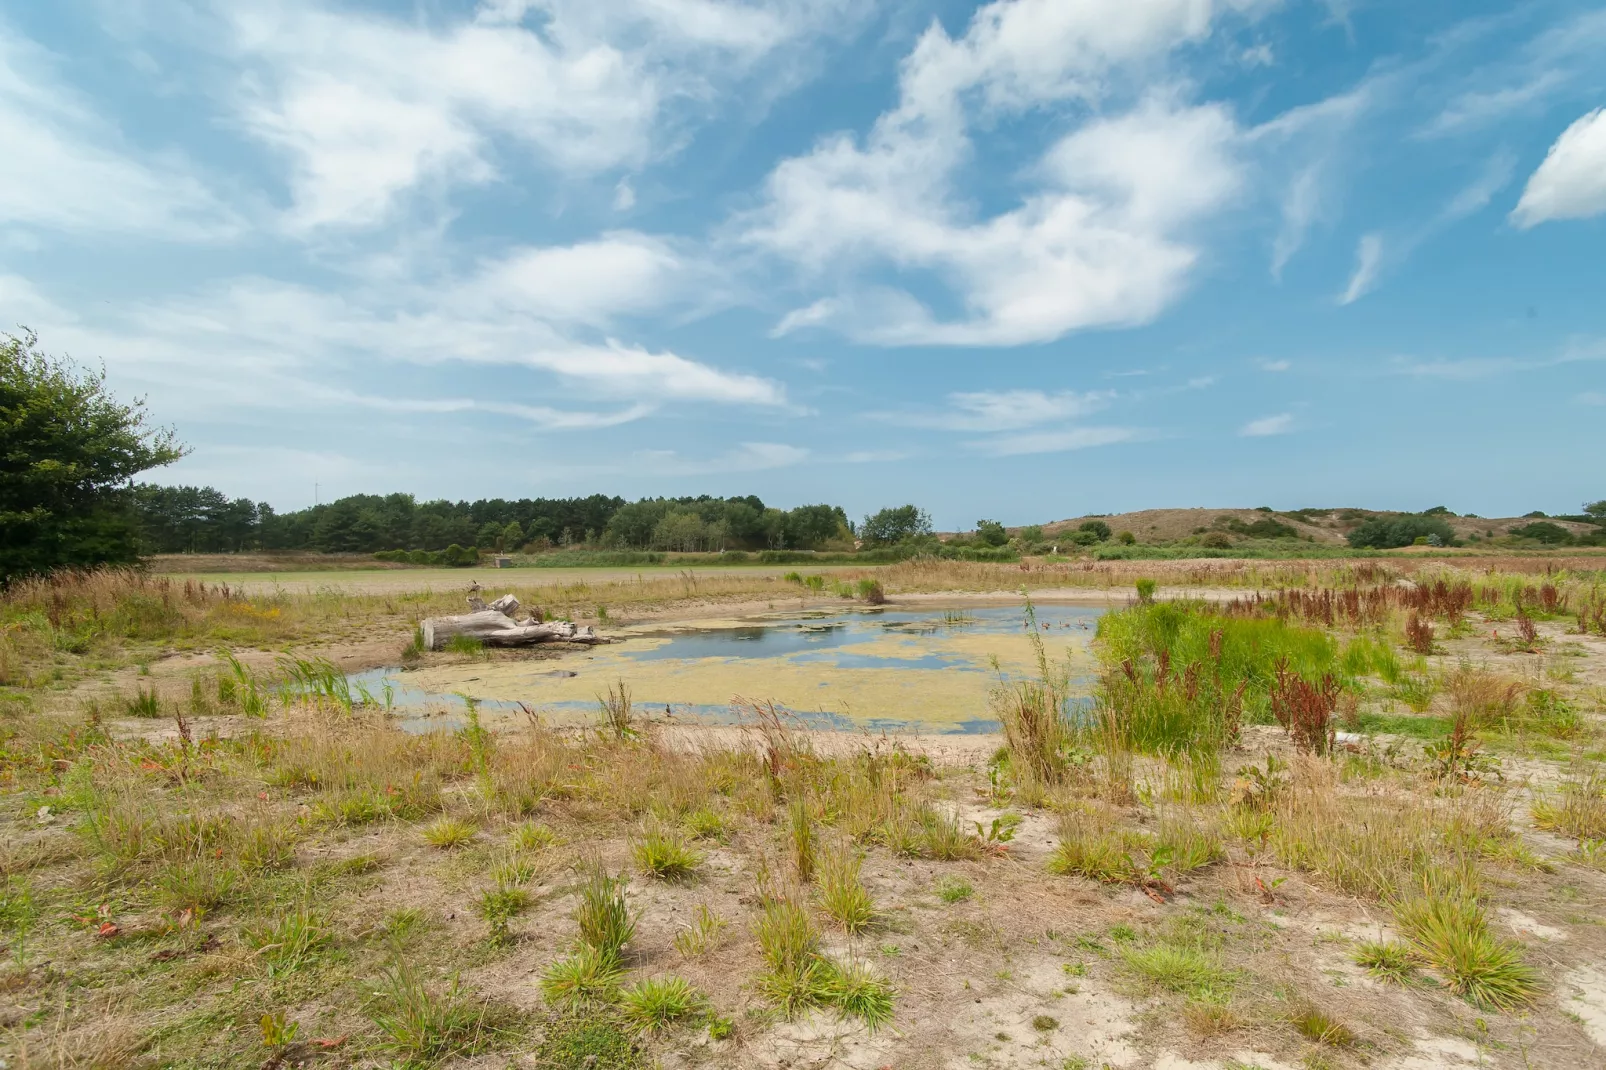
[354,602,1104,735]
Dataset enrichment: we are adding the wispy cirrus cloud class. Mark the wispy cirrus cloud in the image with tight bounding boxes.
[971,425,1146,457]
[0,29,238,239]
[1338,232,1383,305]
[632,441,809,475]
[872,389,1113,432]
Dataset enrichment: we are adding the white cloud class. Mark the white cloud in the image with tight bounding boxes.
[1339,232,1383,304]
[1577,391,1605,406]
[1240,412,1293,436]
[1241,43,1274,67]
[1439,152,1514,223]
[1260,359,1290,371]
[0,30,235,238]
[632,441,809,475]
[216,0,849,231]
[747,0,1260,347]
[972,425,1144,456]
[6,241,785,428]
[462,233,691,326]
[1511,108,1606,227]
[1423,72,1565,138]
[878,389,1113,432]
[841,449,912,463]
[613,179,636,211]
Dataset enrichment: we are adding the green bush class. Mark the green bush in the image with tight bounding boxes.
[1508,521,1572,545]
[1346,514,1454,549]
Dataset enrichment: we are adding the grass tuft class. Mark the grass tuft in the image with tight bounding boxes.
[421,816,477,849]
[1392,894,1539,1010]
[632,823,701,880]
[619,976,705,1034]
[541,944,624,1009]
[574,867,635,965]
[1289,1002,1355,1046]
[1352,939,1417,984]
[818,842,875,934]
[368,960,511,1066]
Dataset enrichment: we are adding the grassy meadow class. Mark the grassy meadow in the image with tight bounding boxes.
[2,557,1606,1068]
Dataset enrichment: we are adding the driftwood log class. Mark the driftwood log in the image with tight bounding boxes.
[422,594,607,650]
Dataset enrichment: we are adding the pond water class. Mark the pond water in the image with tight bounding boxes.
[352,602,1105,735]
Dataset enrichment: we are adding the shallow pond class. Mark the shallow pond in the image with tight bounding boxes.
[353,602,1105,734]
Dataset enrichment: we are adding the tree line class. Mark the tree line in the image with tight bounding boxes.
[130,487,863,556]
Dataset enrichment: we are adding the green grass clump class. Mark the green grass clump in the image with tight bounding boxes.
[1289,1002,1355,1046]
[574,868,635,965]
[755,899,828,1013]
[124,687,162,718]
[632,824,701,880]
[368,961,512,1066]
[681,807,727,841]
[789,798,816,882]
[1392,894,1539,1010]
[619,976,705,1034]
[1531,768,1606,841]
[818,843,875,934]
[1119,942,1236,1003]
[823,960,895,1031]
[1352,939,1416,984]
[421,816,477,849]
[914,806,982,861]
[541,944,624,1008]
[1046,810,1138,885]
[936,876,974,903]
[751,898,895,1028]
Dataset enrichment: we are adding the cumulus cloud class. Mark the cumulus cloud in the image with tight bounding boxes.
[747,0,1259,346]
[218,0,850,231]
[1511,108,1606,227]
[1240,412,1293,436]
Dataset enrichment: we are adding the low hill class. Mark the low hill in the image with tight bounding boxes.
[1020,508,1600,546]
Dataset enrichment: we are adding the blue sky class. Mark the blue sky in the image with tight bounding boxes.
[3,0,1604,528]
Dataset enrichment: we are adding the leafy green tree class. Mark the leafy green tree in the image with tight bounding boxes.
[1584,500,1606,521]
[2,331,185,583]
[860,505,932,546]
[975,519,1008,547]
[500,520,524,549]
[1077,519,1111,542]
